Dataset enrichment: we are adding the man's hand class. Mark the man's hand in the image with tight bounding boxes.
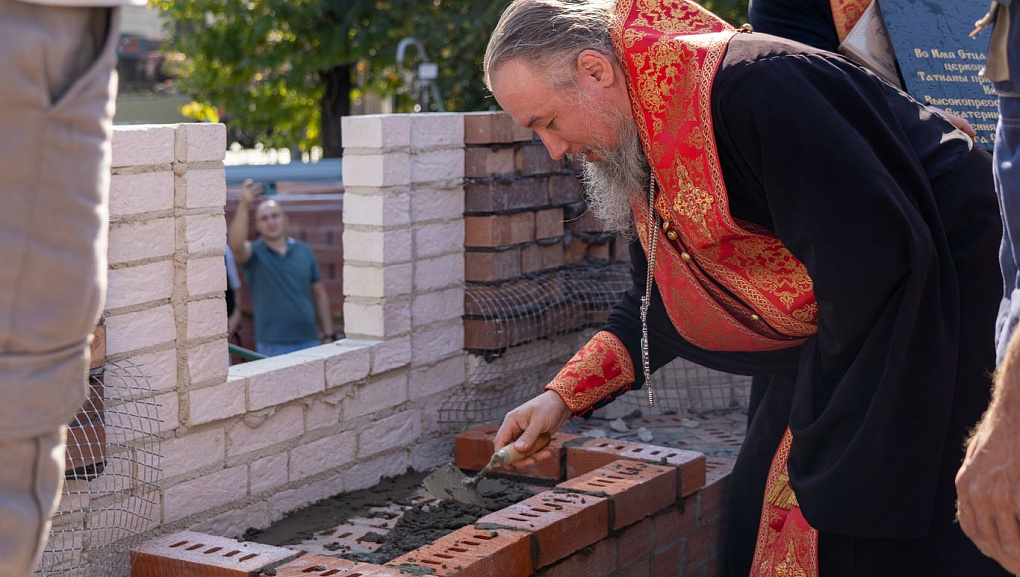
[494,390,573,463]
[956,400,1020,573]
[239,178,265,207]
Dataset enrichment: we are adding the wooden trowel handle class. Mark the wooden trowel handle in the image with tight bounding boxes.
[495,432,553,466]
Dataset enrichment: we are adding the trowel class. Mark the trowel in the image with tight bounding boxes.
[423,432,553,508]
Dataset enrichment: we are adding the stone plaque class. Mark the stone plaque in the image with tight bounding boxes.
[881,0,998,149]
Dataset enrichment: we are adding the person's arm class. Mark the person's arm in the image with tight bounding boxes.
[956,329,1020,574]
[229,179,261,264]
[227,292,242,337]
[312,281,335,343]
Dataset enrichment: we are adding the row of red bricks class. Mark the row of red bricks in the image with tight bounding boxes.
[465,235,629,284]
[464,174,583,214]
[464,143,566,180]
[131,424,730,577]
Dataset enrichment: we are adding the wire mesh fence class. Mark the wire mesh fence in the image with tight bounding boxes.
[442,261,752,424]
[35,360,162,577]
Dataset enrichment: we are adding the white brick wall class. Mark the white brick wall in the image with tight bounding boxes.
[414,220,464,259]
[225,404,304,457]
[345,372,408,419]
[250,453,289,496]
[162,465,248,524]
[236,355,325,411]
[160,427,226,479]
[409,113,464,149]
[105,305,175,356]
[179,169,227,210]
[359,410,421,457]
[186,340,229,385]
[189,377,245,426]
[175,123,227,163]
[111,125,175,168]
[184,214,227,255]
[100,115,477,534]
[342,114,411,150]
[106,261,174,310]
[187,297,228,341]
[414,253,465,292]
[342,189,411,228]
[107,218,175,265]
[412,288,464,327]
[289,430,357,481]
[109,171,174,218]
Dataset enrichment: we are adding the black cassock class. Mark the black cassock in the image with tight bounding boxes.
[596,35,1007,576]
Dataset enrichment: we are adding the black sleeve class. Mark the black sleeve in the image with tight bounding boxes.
[748,0,841,51]
[712,50,968,537]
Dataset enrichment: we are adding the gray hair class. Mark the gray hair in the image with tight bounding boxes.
[483,0,618,89]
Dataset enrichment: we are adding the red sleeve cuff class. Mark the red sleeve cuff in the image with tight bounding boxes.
[545,330,636,415]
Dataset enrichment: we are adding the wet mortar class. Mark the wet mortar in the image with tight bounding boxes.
[244,409,747,565]
[245,469,540,565]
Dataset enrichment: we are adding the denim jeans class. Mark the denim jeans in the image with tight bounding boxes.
[994,96,1020,363]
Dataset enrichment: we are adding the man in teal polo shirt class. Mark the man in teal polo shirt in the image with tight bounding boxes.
[229,180,335,356]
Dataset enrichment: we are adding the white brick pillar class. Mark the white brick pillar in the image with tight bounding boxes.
[171,124,230,427]
[341,113,466,394]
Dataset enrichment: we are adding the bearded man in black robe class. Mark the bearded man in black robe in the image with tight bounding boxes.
[484,0,1006,575]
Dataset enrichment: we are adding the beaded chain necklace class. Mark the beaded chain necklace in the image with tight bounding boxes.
[639,172,657,408]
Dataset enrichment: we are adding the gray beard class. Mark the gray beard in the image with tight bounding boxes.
[573,113,648,238]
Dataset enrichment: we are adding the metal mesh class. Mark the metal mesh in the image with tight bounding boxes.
[35,360,163,577]
[442,261,751,423]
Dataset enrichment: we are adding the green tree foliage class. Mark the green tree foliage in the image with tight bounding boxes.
[156,0,747,156]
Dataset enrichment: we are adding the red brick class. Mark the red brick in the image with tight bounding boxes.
[465,147,516,178]
[558,460,676,530]
[568,209,604,233]
[521,241,565,275]
[544,300,587,336]
[612,238,633,263]
[465,248,522,282]
[477,491,609,568]
[652,541,682,577]
[463,316,543,351]
[703,554,722,577]
[548,174,583,206]
[65,417,106,473]
[699,471,730,523]
[517,144,564,176]
[465,181,512,213]
[588,241,612,261]
[564,236,589,265]
[616,517,653,568]
[131,531,300,577]
[652,505,698,549]
[464,213,535,248]
[455,426,581,481]
[464,112,517,144]
[388,525,534,577]
[537,537,616,577]
[273,554,361,576]
[567,438,706,498]
[507,178,550,212]
[681,524,715,567]
[618,558,652,577]
[464,278,554,317]
[683,563,707,577]
[535,208,565,240]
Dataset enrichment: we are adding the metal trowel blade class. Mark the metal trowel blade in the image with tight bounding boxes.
[422,462,487,508]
